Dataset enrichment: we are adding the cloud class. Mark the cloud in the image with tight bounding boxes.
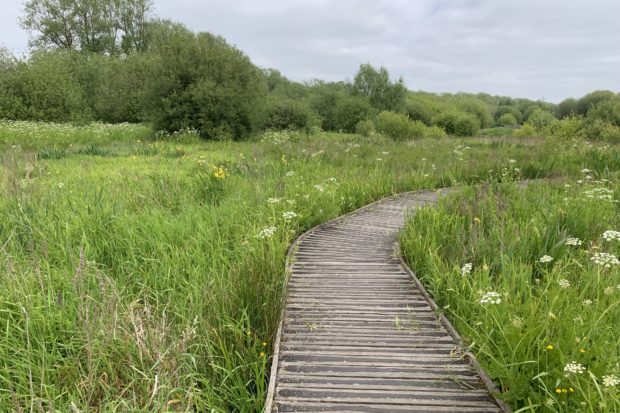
[2,0,619,101]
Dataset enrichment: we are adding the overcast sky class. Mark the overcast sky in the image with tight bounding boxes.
[1,0,619,102]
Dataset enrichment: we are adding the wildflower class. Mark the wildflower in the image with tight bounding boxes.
[211,165,226,179]
[581,168,591,173]
[602,230,620,242]
[582,299,593,306]
[564,361,586,375]
[259,352,265,357]
[566,237,583,246]
[509,159,517,164]
[461,263,473,276]
[313,184,325,192]
[376,158,383,161]
[591,252,619,268]
[282,211,298,221]
[267,198,281,204]
[558,279,571,289]
[285,171,295,177]
[480,292,502,305]
[579,348,586,353]
[327,177,337,182]
[511,317,523,328]
[604,286,614,295]
[57,182,65,189]
[602,374,620,387]
[262,342,267,347]
[546,344,554,350]
[539,255,554,263]
[381,151,389,155]
[544,398,555,407]
[258,227,277,239]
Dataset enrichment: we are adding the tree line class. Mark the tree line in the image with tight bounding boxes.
[1,0,619,140]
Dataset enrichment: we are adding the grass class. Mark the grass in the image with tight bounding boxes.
[401,179,620,412]
[0,121,619,411]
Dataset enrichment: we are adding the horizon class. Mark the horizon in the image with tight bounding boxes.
[1,0,619,103]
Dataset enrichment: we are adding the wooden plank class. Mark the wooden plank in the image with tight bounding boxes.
[265,189,511,413]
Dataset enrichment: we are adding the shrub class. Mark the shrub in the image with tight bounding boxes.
[457,98,492,128]
[405,98,433,125]
[355,119,375,137]
[527,108,557,129]
[144,23,265,140]
[498,113,518,127]
[426,125,447,139]
[576,90,615,115]
[333,95,375,133]
[513,123,538,138]
[495,105,523,124]
[543,116,584,140]
[375,111,427,140]
[434,111,480,136]
[263,98,316,131]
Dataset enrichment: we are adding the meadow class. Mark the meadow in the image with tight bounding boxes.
[0,121,619,412]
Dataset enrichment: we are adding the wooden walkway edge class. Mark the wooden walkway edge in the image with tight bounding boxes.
[265,189,512,413]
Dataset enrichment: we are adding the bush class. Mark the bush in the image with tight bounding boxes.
[355,119,375,137]
[527,108,557,129]
[457,98,492,128]
[543,116,584,140]
[495,105,523,124]
[434,111,480,136]
[426,125,447,139]
[333,95,375,133]
[263,98,317,131]
[145,23,265,140]
[498,113,518,127]
[405,98,433,125]
[513,123,538,138]
[375,111,427,140]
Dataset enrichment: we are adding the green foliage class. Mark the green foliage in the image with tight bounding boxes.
[263,98,318,131]
[144,22,266,140]
[352,64,407,112]
[332,95,375,132]
[495,105,523,124]
[513,122,539,138]
[21,0,153,54]
[401,181,620,411]
[405,97,434,125]
[576,90,616,115]
[498,112,518,127]
[355,119,375,137]
[557,97,578,118]
[434,111,480,136]
[457,97,493,128]
[375,111,428,140]
[527,108,557,129]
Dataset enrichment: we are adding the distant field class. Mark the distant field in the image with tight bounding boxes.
[1,121,619,412]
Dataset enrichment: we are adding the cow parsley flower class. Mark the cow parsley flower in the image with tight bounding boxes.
[314,184,325,192]
[539,255,554,263]
[603,375,620,387]
[564,362,585,375]
[461,263,473,276]
[602,230,620,241]
[582,299,593,306]
[566,237,583,246]
[480,292,502,305]
[285,171,295,177]
[258,227,277,239]
[559,279,571,289]
[267,197,282,204]
[591,252,619,268]
[282,211,298,221]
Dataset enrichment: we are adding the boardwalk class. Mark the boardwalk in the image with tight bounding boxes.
[265,190,510,413]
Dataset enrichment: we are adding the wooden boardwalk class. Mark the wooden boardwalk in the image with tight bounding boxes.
[265,190,510,413]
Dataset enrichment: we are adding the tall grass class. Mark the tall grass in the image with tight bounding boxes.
[1,121,619,410]
[401,179,620,412]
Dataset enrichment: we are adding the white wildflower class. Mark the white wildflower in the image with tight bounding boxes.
[604,286,614,295]
[258,227,277,239]
[480,292,502,305]
[461,263,473,276]
[539,255,554,263]
[313,184,325,192]
[581,168,591,173]
[285,171,295,177]
[582,299,593,306]
[267,197,281,204]
[511,316,523,328]
[591,252,620,268]
[564,361,586,375]
[602,230,620,242]
[559,279,571,289]
[327,177,337,182]
[282,211,298,221]
[603,375,620,387]
[57,182,65,189]
[566,237,583,246]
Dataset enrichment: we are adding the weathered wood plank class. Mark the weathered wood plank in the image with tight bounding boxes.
[265,190,511,413]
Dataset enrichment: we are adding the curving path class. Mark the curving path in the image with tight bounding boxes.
[265,190,511,413]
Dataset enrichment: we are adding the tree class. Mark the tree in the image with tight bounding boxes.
[556,97,578,119]
[144,22,266,139]
[21,0,153,54]
[576,90,615,115]
[352,64,407,112]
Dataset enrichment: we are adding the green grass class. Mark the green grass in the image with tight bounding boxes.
[1,121,619,411]
[401,180,620,412]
